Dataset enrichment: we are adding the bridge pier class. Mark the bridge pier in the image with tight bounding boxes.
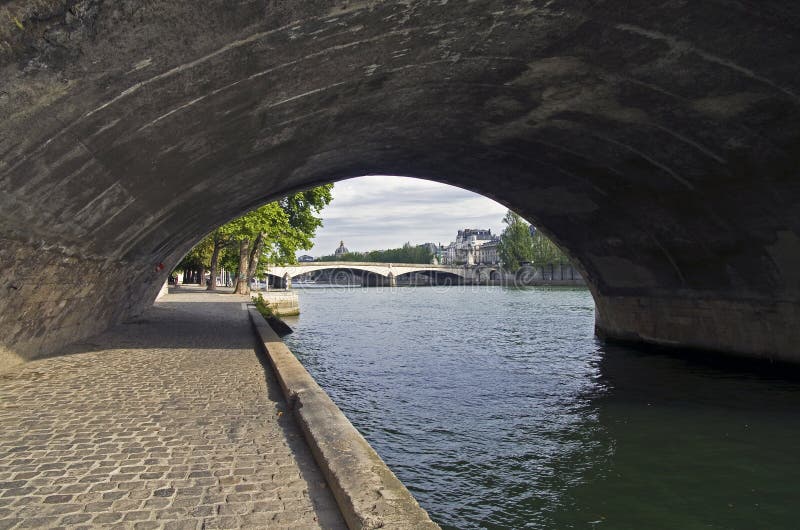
[361,272,396,287]
[282,273,292,290]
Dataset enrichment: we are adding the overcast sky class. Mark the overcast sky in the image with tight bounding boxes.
[306,176,509,256]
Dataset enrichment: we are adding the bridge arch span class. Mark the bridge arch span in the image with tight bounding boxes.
[276,264,391,279]
[269,263,467,281]
[1,2,799,367]
[393,268,466,278]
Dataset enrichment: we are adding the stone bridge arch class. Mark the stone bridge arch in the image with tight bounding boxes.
[264,263,467,287]
[392,268,466,286]
[268,263,467,280]
[1,1,799,368]
[273,264,391,279]
[278,264,390,288]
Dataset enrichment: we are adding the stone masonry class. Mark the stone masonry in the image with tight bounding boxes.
[2,1,800,366]
[0,287,345,529]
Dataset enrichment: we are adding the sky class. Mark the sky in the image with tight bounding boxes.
[306,176,509,256]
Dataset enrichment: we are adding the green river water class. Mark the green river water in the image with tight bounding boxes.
[281,286,800,529]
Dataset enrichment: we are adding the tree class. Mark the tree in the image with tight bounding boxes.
[225,201,291,294]
[176,184,333,294]
[498,210,534,272]
[205,229,229,291]
[317,242,433,264]
[176,237,213,284]
[231,186,334,294]
[530,230,569,266]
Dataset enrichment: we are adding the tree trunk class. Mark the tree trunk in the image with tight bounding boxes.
[198,266,206,286]
[207,240,222,291]
[246,232,265,289]
[234,238,251,295]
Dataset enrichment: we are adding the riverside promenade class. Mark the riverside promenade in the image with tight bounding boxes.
[0,287,345,529]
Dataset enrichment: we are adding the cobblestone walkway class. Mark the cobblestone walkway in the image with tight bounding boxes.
[0,287,345,529]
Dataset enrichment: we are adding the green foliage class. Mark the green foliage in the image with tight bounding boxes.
[317,252,364,262]
[266,185,333,266]
[530,230,569,266]
[175,235,213,273]
[318,242,433,264]
[178,184,333,276]
[498,210,534,272]
[225,201,293,264]
[252,293,274,319]
[497,210,569,271]
[219,239,241,273]
[278,186,334,253]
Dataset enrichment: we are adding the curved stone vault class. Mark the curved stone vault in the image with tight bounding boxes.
[1,1,799,369]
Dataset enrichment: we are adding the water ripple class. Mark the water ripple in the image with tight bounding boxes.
[284,286,800,529]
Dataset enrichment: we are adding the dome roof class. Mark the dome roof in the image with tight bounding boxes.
[334,240,349,254]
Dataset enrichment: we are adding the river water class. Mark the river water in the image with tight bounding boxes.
[281,286,800,529]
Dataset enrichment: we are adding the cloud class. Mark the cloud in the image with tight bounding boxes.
[307,176,508,255]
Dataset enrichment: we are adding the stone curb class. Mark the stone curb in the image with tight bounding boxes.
[247,306,440,530]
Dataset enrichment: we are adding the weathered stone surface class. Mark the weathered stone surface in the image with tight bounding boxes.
[0,288,345,529]
[0,1,799,364]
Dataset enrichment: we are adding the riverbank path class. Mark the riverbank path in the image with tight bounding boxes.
[0,286,346,529]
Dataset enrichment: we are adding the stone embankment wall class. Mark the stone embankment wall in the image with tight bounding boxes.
[254,290,300,316]
[248,307,439,529]
[514,264,586,285]
[468,264,586,286]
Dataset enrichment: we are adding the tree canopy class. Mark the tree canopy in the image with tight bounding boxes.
[176,184,333,293]
[497,210,570,271]
[498,210,534,272]
[318,242,433,264]
[530,230,570,267]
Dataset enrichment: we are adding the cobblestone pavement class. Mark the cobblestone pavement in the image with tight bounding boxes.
[0,287,345,529]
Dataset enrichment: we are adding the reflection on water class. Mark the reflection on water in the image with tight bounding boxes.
[282,286,800,529]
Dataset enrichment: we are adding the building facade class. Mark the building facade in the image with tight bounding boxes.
[476,240,500,265]
[443,229,500,265]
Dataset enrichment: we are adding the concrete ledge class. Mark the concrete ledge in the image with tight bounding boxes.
[252,290,300,316]
[247,306,439,530]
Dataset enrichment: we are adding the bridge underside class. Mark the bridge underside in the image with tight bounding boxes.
[1,1,799,369]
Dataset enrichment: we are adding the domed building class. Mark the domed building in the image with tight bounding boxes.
[334,241,349,256]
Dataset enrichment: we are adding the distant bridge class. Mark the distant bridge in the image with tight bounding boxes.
[266,262,470,287]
